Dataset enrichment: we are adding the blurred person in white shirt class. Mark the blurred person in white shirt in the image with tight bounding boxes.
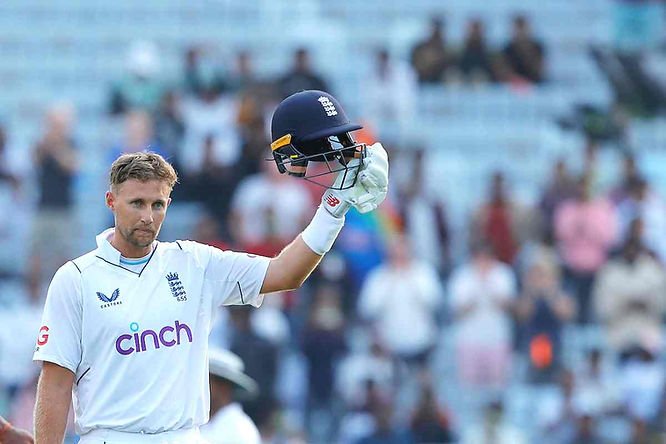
[230,160,314,253]
[593,235,666,353]
[180,94,241,177]
[358,232,443,369]
[448,240,517,389]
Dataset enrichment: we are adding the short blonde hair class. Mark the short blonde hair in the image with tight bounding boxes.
[109,152,178,191]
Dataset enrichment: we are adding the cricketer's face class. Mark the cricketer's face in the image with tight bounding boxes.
[106,179,172,255]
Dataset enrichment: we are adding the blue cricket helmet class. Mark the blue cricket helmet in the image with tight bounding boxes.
[270,90,365,189]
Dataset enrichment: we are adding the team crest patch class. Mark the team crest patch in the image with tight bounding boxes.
[166,272,187,302]
[97,288,122,309]
[318,96,338,116]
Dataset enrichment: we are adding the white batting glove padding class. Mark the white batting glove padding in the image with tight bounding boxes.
[359,142,389,191]
[354,142,389,213]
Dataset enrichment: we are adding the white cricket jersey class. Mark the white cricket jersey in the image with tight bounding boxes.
[33,228,270,436]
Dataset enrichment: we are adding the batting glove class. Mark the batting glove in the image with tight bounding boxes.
[321,142,389,218]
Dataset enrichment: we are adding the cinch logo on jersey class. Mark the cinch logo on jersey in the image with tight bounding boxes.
[97,288,122,309]
[115,321,193,356]
[318,96,338,116]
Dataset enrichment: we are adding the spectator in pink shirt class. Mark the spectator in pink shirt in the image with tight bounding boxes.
[554,174,617,324]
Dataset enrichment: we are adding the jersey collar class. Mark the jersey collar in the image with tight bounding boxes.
[96,228,122,264]
[95,228,157,265]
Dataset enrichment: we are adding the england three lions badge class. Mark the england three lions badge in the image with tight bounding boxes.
[166,272,187,302]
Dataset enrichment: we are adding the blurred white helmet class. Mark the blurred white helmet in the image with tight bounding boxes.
[208,348,259,398]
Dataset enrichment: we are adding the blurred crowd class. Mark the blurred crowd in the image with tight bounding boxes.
[0,10,666,444]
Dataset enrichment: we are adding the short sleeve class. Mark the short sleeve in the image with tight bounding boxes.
[204,246,271,308]
[33,262,83,374]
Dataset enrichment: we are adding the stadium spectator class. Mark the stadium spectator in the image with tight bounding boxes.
[410,16,455,84]
[336,337,396,414]
[459,19,497,84]
[154,90,185,167]
[567,414,603,444]
[333,199,393,297]
[593,236,666,353]
[31,102,80,279]
[180,134,241,238]
[609,152,642,204]
[515,249,575,383]
[234,52,272,178]
[108,110,165,162]
[235,100,269,179]
[501,15,546,84]
[338,378,393,444]
[574,348,620,418]
[581,138,603,195]
[554,174,617,324]
[409,376,456,443]
[396,148,450,276]
[228,306,280,430]
[0,257,43,404]
[180,74,242,180]
[448,240,516,390]
[191,211,230,251]
[537,369,579,441]
[228,50,257,94]
[617,344,665,424]
[461,400,527,443]
[108,40,165,115]
[0,123,30,277]
[539,159,577,242]
[229,160,313,254]
[277,48,329,98]
[361,48,418,143]
[179,71,243,226]
[472,171,538,265]
[615,177,666,264]
[183,45,227,96]
[301,283,347,442]
[650,377,666,441]
[0,124,21,195]
[354,398,415,444]
[358,232,443,372]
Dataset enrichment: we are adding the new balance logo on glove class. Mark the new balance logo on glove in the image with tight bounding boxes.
[325,194,341,207]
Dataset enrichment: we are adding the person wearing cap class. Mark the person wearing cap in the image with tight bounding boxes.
[201,349,260,444]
